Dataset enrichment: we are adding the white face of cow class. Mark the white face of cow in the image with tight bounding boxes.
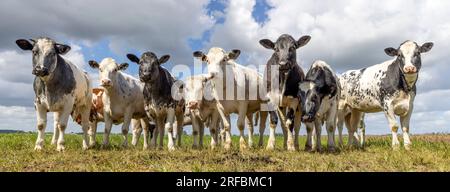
[193,47,241,79]
[16,37,71,78]
[184,76,206,110]
[89,58,128,88]
[384,41,434,75]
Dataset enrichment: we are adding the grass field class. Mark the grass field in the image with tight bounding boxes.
[0,133,449,172]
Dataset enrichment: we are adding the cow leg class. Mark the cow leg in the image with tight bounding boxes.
[199,120,205,149]
[216,102,232,150]
[259,111,268,148]
[120,108,133,147]
[285,106,296,151]
[88,121,98,148]
[246,114,254,149]
[80,108,90,150]
[34,105,47,151]
[384,106,400,150]
[314,120,323,152]
[305,122,314,152]
[176,112,184,147]
[166,108,176,151]
[336,110,345,147]
[276,107,289,150]
[103,112,113,147]
[266,111,277,150]
[347,110,363,148]
[56,108,71,152]
[237,104,248,151]
[210,111,220,149]
[400,106,413,150]
[191,114,200,149]
[141,118,150,150]
[359,114,366,148]
[51,118,59,146]
[294,109,301,150]
[131,119,142,147]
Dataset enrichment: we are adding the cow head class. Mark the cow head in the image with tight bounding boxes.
[127,52,170,83]
[259,34,311,70]
[384,41,433,75]
[89,58,129,88]
[16,37,71,78]
[298,81,323,122]
[193,47,241,80]
[184,75,210,110]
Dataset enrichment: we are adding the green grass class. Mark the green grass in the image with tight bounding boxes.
[0,133,449,172]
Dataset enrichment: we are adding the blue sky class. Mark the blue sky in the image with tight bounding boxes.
[0,0,449,136]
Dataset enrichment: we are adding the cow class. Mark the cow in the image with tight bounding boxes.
[183,75,221,149]
[193,47,269,150]
[336,103,365,147]
[127,52,184,151]
[89,58,151,149]
[16,37,92,151]
[73,88,155,147]
[259,34,311,151]
[298,60,339,152]
[339,40,433,150]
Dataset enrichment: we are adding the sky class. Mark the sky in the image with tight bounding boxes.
[0,0,449,135]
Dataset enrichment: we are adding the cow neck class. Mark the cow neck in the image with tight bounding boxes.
[392,57,415,92]
[145,67,174,103]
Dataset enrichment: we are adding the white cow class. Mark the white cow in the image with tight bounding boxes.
[193,47,269,150]
[89,58,151,149]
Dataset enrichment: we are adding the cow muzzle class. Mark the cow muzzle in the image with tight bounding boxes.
[32,67,49,77]
[403,66,417,74]
[101,79,112,87]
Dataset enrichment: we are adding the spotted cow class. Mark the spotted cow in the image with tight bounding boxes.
[16,37,92,151]
[339,40,433,150]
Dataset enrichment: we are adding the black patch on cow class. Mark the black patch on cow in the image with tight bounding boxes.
[33,55,76,106]
[379,58,416,100]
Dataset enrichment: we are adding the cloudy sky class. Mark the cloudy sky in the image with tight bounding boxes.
[0,0,449,135]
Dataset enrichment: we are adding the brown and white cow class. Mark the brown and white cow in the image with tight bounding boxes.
[16,37,92,151]
[73,88,154,148]
[193,48,269,150]
[339,40,433,150]
[89,58,151,149]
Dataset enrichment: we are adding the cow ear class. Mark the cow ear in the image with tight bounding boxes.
[16,39,34,51]
[88,60,99,69]
[259,39,275,50]
[420,42,433,53]
[55,44,71,55]
[384,47,398,57]
[228,49,241,60]
[158,55,170,65]
[193,51,207,62]
[126,54,140,64]
[118,63,129,71]
[296,35,311,48]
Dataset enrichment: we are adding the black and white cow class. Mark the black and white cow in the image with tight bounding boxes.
[127,52,184,151]
[298,60,339,152]
[16,37,92,151]
[89,58,151,149]
[339,40,433,150]
[259,34,311,151]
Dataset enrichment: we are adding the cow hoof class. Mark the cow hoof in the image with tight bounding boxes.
[404,145,411,151]
[392,144,400,151]
[56,145,65,152]
[34,145,43,151]
[51,140,57,146]
[224,143,232,150]
[168,146,175,151]
[287,144,295,151]
[328,147,336,153]
[305,145,313,152]
[266,143,275,150]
